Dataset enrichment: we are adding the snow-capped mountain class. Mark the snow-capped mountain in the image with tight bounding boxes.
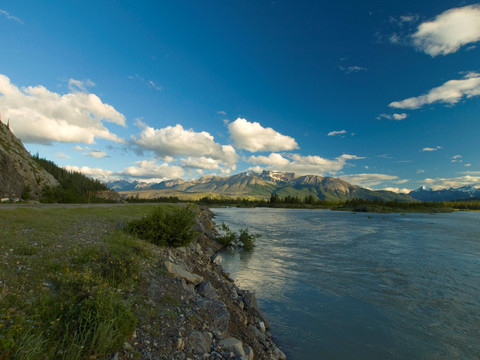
[409,185,480,201]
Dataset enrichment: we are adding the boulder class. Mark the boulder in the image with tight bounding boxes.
[196,281,219,300]
[187,331,212,354]
[164,261,203,285]
[218,337,246,358]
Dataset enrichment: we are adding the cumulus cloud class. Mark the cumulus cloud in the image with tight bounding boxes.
[339,173,400,188]
[0,74,126,144]
[423,175,480,189]
[383,187,412,194]
[180,157,224,170]
[64,165,114,182]
[122,159,184,180]
[132,121,238,164]
[327,130,347,137]
[0,9,23,23]
[421,146,442,152]
[228,118,298,152]
[389,72,480,110]
[412,4,480,56]
[248,153,363,175]
[248,153,291,167]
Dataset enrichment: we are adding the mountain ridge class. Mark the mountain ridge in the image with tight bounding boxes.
[108,170,415,202]
[409,185,480,202]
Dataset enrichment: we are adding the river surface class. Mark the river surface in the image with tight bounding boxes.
[213,208,480,360]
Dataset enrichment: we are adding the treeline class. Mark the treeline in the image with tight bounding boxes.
[33,155,112,203]
[126,196,181,203]
[122,192,480,211]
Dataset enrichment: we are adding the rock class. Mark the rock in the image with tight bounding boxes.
[242,291,258,310]
[187,331,212,354]
[211,253,223,264]
[123,342,134,352]
[244,345,254,360]
[197,281,219,300]
[195,299,230,336]
[164,260,203,285]
[273,347,287,360]
[258,321,266,333]
[218,337,246,358]
[111,353,119,360]
[177,337,185,350]
[247,324,266,345]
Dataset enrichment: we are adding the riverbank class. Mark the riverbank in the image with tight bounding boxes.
[0,204,285,359]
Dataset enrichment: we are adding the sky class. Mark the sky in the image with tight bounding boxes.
[1,0,479,192]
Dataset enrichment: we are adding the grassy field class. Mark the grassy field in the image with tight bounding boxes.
[0,204,176,360]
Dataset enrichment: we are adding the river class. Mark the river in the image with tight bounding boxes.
[213,208,480,360]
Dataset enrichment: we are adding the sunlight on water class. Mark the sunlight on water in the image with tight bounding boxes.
[215,208,480,360]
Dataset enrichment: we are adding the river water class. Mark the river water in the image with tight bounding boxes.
[213,208,480,360]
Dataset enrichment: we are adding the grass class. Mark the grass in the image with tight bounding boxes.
[0,204,179,359]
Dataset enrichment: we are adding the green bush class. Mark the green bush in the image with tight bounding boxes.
[124,205,198,247]
[217,224,259,251]
[217,223,237,247]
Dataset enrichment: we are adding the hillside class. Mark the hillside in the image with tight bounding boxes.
[0,121,58,200]
[0,121,120,203]
[112,170,414,202]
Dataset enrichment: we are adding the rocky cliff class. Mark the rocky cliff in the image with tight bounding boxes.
[0,121,58,200]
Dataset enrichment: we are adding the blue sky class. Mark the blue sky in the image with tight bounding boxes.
[1,0,479,191]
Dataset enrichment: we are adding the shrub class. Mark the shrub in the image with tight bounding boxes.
[217,224,259,251]
[238,228,258,251]
[125,204,198,247]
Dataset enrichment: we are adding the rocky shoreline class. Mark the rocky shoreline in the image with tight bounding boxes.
[122,206,286,360]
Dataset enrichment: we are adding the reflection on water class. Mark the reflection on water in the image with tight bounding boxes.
[215,208,480,360]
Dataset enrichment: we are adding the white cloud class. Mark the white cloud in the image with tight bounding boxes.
[148,80,162,91]
[339,65,367,74]
[393,113,408,120]
[129,74,162,91]
[451,154,463,163]
[327,130,347,137]
[421,146,442,152]
[180,157,223,170]
[122,159,184,180]
[248,153,291,167]
[64,165,114,182]
[423,175,480,190]
[417,169,425,174]
[86,151,108,158]
[133,121,238,164]
[383,187,412,194]
[389,72,480,109]
[248,153,363,175]
[0,74,126,144]
[412,4,480,56]
[465,163,472,167]
[228,118,298,152]
[68,79,95,92]
[0,9,23,23]
[340,173,400,188]
[377,113,408,120]
[217,110,227,116]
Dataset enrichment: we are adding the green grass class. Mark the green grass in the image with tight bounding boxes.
[0,204,176,359]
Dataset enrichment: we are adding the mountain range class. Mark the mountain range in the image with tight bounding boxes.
[408,185,480,202]
[107,171,415,202]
